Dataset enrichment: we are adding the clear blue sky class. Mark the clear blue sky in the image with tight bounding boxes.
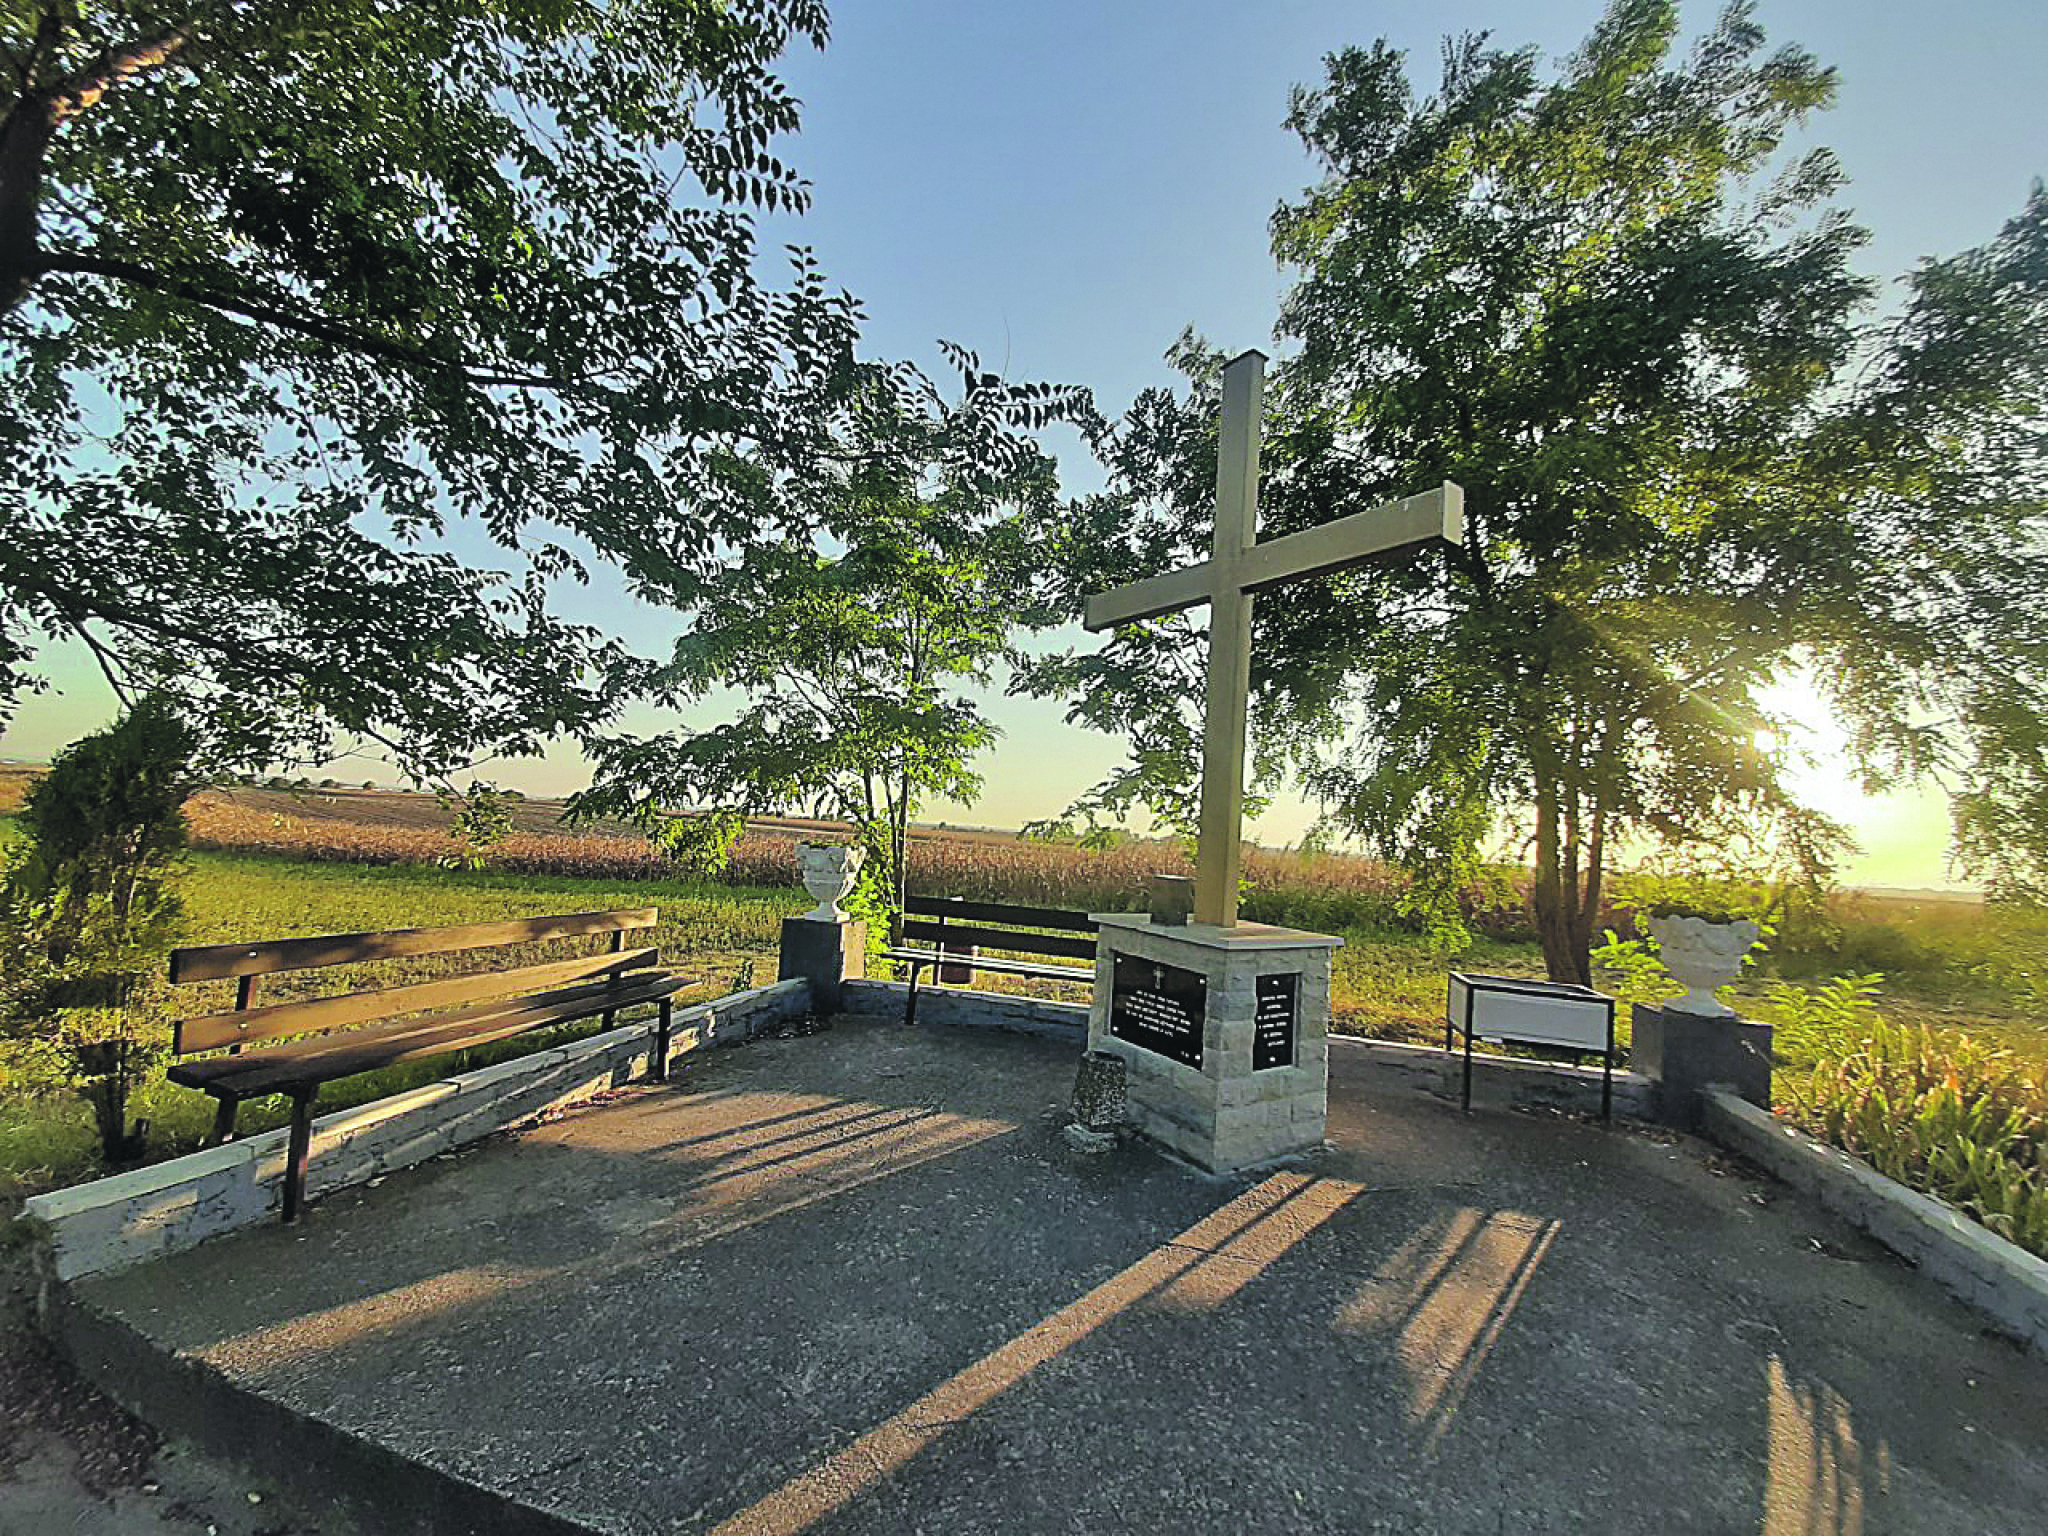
[7,1,2042,884]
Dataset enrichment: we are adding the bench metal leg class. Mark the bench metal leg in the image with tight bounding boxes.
[905,961,927,1027]
[1601,1005,1616,1123]
[652,1000,673,1083]
[204,1096,239,1149]
[1459,982,1476,1113]
[282,1090,316,1225]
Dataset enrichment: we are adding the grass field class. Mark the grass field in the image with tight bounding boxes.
[1,765,2043,1204]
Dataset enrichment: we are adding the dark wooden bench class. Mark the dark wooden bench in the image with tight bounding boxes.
[882,896,1097,1026]
[166,908,693,1222]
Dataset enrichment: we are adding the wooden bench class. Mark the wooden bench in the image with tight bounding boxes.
[882,896,1097,1026]
[166,908,693,1222]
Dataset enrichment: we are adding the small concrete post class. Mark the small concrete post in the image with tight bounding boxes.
[778,917,865,1016]
[1630,1003,1773,1130]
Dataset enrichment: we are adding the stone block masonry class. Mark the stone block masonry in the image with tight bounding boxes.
[1088,913,1341,1175]
[16,979,810,1283]
[840,978,1088,1043]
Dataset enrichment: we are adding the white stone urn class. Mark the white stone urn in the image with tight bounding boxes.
[795,841,864,922]
[1644,914,1761,1017]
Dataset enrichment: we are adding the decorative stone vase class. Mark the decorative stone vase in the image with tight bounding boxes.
[1644,915,1761,1018]
[1072,1050,1128,1132]
[795,841,864,922]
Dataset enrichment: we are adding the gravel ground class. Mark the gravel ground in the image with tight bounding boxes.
[0,1204,322,1536]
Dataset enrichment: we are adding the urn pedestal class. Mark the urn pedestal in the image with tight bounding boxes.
[781,843,867,1014]
[1631,1004,1773,1129]
[778,917,864,1015]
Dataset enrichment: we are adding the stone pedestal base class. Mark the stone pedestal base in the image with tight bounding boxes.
[778,917,865,1015]
[1631,1003,1773,1130]
[1063,1124,1117,1155]
[1086,914,1341,1174]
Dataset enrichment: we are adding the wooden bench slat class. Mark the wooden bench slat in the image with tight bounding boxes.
[884,949,1093,984]
[168,972,690,1098]
[172,968,675,1082]
[173,948,661,1054]
[897,920,1096,961]
[169,909,660,983]
[903,896,1102,932]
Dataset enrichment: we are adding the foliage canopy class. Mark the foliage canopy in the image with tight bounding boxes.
[574,453,1059,925]
[0,0,1068,775]
[1029,1,2048,979]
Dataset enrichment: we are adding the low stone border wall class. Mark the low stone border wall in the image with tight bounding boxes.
[15,979,811,1284]
[1335,1037,1659,1122]
[1702,1090,2048,1359]
[47,1289,592,1536]
[841,978,1089,1042]
[837,985,1651,1122]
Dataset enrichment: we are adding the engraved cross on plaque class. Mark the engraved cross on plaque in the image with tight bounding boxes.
[1083,349,1465,927]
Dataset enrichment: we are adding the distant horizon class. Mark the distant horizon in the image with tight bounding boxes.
[0,761,1981,901]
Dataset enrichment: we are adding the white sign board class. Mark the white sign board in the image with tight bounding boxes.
[1448,973,1612,1053]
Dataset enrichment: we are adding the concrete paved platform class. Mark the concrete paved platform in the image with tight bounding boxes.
[60,1019,2048,1535]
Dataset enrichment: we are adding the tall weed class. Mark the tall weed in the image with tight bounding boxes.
[1779,1009,2048,1259]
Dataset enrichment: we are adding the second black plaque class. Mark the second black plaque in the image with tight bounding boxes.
[1253,972,1298,1071]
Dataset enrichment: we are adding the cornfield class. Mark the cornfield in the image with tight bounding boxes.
[185,795,801,885]
[182,793,1538,936]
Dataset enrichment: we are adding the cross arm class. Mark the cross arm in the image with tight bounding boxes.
[1238,483,1464,594]
[1082,559,1219,632]
[1081,483,1463,633]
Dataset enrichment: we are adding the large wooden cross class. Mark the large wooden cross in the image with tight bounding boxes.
[1083,349,1464,927]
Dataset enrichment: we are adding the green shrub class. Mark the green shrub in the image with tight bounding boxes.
[437,783,519,871]
[0,698,198,1163]
[1753,972,1888,1072]
[1588,928,1684,1007]
[1780,1008,2047,1259]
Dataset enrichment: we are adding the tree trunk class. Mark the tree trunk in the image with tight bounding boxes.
[1531,774,1593,986]
[889,771,911,943]
[80,1042,144,1164]
[0,100,56,315]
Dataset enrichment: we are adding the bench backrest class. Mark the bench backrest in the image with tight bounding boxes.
[900,896,1097,962]
[168,908,659,1055]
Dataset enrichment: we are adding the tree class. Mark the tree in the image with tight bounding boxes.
[0,1,1065,776]
[574,460,1055,928]
[0,695,196,1162]
[1029,1,2048,982]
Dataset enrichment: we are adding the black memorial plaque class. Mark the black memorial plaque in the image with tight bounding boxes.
[1110,953,1206,1069]
[1253,972,1298,1071]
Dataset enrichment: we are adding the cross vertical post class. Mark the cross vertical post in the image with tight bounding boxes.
[1082,345,1462,933]
[1195,351,1263,927]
